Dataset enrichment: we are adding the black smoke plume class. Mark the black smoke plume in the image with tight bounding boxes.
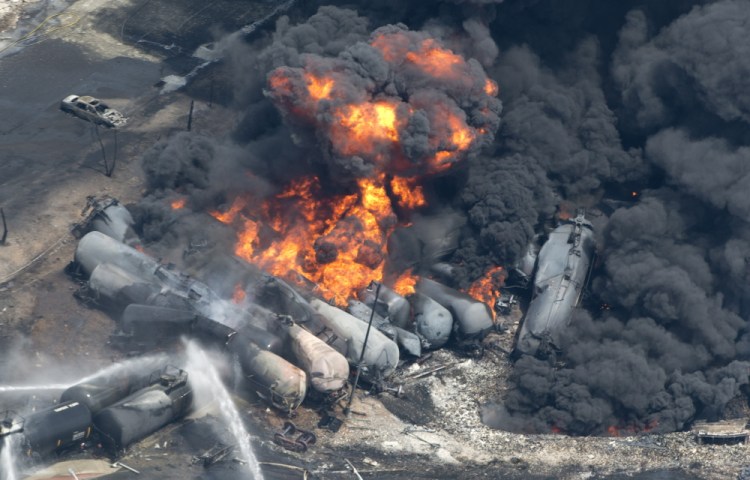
[480,0,750,434]
[135,0,750,435]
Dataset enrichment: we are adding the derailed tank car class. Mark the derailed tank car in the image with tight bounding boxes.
[513,211,595,358]
[60,369,155,415]
[94,368,193,452]
[19,401,92,458]
[190,314,308,412]
[416,278,494,345]
[11,364,185,460]
[410,292,453,350]
[311,299,400,382]
[231,340,308,413]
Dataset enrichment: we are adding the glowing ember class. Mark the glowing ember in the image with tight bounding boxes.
[468,266,506,319]
[171,198,186,210]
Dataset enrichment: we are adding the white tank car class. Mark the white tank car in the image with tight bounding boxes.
[310,299,399,382]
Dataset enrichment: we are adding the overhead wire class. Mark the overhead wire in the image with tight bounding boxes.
[0,11,82,54]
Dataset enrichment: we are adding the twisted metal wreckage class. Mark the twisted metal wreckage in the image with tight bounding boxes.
[0,197,499,463]
[0,197,595,464]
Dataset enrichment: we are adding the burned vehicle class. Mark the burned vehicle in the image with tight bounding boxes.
[60,95,127,128]
[513,210,596,358]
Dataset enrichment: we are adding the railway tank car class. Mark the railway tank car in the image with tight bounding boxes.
[93,367,193,452]
[19,401,93,458]
[7,364,184,459]
[513,211,596,358]
[416,278,494,344]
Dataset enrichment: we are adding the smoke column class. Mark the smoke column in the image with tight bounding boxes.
[134,0,750,435]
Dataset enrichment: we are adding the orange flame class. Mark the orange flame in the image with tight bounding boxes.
[333,101,401,160]
[606,419,658,437]
[392,270,419,296]
[422,105,476,171]
[232,283,246,304]
[390,176,426,210]
[268,70,293,96]
[405,38,464,78]
[214,174,412,305]
[266,29,498,176]
[210,197,247,224]
[468,266,506,320]
[484,78,499,97]
[305,73,335,101]
[171,198,186,210]
[225,28,502,305]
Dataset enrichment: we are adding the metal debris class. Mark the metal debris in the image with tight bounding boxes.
[318,413,343,433]
[273,421,317,453]
[402,426,441,450]
[344,458,364,480]
[382,385,403,397]
[692,419,749,444]
[193,443,235,467]
[259,462,311,479]
[112,462,140,474]
[402,363,459,383]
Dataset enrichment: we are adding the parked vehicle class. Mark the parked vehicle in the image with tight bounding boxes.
[60,95,127,128]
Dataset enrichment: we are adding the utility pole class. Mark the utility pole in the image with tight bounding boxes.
[0,208,7,245]
[344,282,381,416]
[187,100,194,131]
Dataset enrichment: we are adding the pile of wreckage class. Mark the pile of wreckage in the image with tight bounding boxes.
[69,197,496,417]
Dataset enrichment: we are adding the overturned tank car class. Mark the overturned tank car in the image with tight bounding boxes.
[513,211,596,358]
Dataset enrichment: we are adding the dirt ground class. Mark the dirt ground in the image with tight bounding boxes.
[2,1,750,479]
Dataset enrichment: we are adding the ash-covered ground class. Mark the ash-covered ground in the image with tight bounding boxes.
[3,1,750,479]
